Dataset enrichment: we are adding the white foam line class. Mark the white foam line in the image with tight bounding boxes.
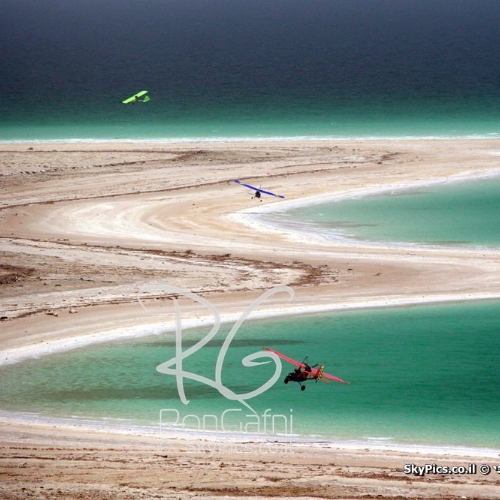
[0,410,498,458]
[3,292,500,367]
[228,168,500,248]
[241,166,500,213]
[2,135,500,145]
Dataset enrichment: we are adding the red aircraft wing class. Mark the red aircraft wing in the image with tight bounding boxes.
[262,346,349,384]
[263,346,308,369]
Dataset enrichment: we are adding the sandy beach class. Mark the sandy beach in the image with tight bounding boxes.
[1,139,500,499]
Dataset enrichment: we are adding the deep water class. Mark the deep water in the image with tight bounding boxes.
[1,0,500,141]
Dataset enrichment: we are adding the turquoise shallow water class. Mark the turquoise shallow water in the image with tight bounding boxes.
[1,301,499,449]
[267,177,500,247]
[2,96,500,142]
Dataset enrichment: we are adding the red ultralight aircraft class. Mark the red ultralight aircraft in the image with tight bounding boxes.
[263,346,349,391]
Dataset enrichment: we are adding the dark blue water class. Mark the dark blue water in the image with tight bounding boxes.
[1,0,500,140]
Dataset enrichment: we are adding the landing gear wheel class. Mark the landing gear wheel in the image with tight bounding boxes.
[284,378,289,384]
[301,385,306,391]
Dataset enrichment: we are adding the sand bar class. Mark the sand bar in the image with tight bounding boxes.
[1,139,500,499]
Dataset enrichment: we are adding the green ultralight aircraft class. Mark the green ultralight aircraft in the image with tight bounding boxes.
[122,90,150,104]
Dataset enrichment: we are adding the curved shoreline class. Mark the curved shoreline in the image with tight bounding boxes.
[3,291,500,368]
[230,165,500,249]
[1,410,499,460]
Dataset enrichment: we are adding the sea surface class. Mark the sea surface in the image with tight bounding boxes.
[0,300,499,450]
[1,0,500,141]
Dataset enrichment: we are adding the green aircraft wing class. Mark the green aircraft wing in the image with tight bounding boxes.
[123,90,149,104]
